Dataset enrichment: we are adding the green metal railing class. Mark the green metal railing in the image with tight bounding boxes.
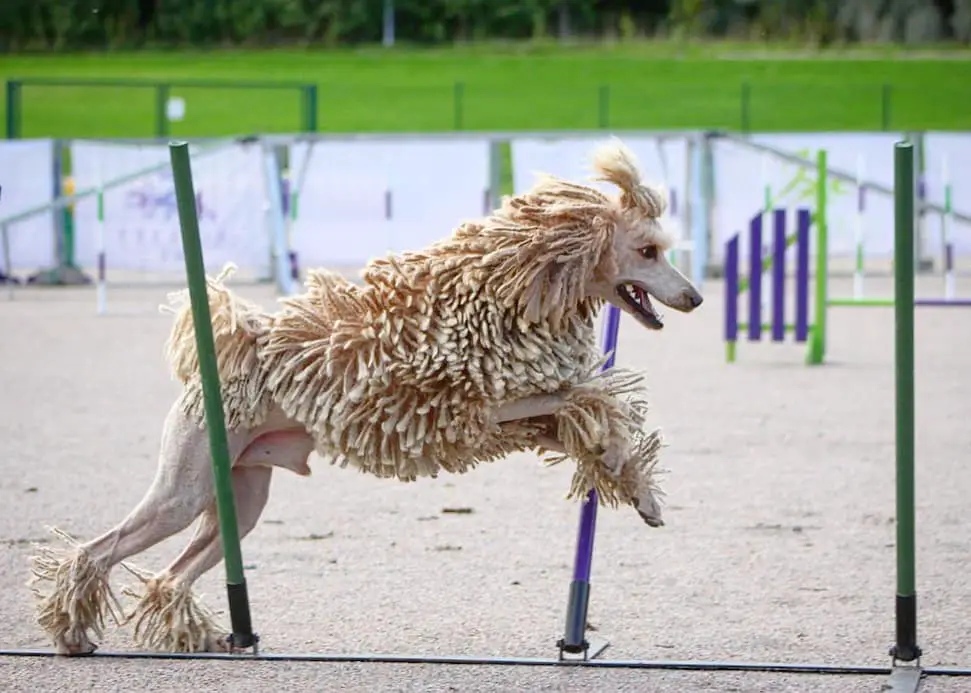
[4,77,913,139]
[4,77,317,139]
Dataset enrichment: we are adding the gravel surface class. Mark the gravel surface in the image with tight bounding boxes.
[1,275,968,692]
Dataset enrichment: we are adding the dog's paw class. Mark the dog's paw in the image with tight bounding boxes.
[55,630,98,656]
[632,494,664,527]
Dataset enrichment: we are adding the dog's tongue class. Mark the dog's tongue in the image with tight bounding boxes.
[636,287,663,328]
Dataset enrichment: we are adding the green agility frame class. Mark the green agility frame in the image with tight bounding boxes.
[725,143,970,367]
[724,150,829,365]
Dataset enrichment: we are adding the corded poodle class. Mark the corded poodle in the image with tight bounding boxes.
[29,138,703,655]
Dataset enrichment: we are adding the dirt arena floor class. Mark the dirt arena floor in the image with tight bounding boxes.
[1,273,969,693]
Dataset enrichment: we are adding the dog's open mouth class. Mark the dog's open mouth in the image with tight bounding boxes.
[616,283,664,330]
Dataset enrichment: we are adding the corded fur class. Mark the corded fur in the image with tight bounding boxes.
[163,139,668,503]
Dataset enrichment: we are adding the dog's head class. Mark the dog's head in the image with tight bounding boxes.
[483,138,702,331]
[584,140,703,330]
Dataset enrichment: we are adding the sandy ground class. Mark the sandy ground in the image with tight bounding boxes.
[0,274,969,693]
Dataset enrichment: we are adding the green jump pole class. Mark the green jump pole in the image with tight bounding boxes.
[807,149,828,365]
[168,141,258,652]
[890,140,920,665]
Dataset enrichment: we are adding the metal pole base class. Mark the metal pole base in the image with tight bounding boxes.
[556,636,610,662]
[886,665,924,693]
[225,633,261,656]
[225,580,259,654]
[26,264,93,286]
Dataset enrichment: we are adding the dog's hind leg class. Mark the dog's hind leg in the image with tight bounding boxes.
[29,401,222,655]
[123,427,311,653]
[123,465,273,653]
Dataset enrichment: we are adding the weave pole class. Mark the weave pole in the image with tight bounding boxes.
[558,303,621,659]
[889,141,921,677]
[169,141,259,653]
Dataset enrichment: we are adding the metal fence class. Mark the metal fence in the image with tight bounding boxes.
[3,77,919,139]
[4,78,318,139]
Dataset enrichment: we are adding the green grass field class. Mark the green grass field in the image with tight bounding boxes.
[2,42,971,138]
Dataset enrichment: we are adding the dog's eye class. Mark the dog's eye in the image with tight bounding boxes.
[639,245,659,260]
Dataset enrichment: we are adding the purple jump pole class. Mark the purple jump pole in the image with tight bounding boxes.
[795,208,811,343]
[772,209,787,342]
[748,214,763,341]
[725,235,740,344]
[914,298,971,307]
[559,304,622,658]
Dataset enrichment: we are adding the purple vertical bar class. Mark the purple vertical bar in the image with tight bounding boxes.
[795,208,810,342]
[748,214,762,341]
[772,209,786,342]
[571,496,599,580]
[571,303,621,582]
[288,251,300,281]
[725,235,739,343]
[281,171,291,217]
[560,304,621,654]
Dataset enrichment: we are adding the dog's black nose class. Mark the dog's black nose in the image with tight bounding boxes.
[687,290,703,308]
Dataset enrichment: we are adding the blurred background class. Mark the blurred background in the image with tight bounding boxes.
[0,0,968,309]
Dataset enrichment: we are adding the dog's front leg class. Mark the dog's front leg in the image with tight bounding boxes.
[508,382,664,529]
[534,429,664,528]
[494,393,566,423]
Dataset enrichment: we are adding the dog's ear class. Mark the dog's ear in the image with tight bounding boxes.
[490,211,614,327]
[590,138,667,219]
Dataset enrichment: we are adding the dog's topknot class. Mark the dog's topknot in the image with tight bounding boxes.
[590,137,667,219]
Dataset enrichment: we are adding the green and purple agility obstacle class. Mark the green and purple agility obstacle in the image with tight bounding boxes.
[725,150,829,365]
[726,148,971,366]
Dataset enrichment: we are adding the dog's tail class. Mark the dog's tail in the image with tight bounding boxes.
[159,262,275,429]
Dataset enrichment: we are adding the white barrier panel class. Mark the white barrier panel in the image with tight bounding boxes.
[289,139,490,268]
[0,139,56,269]
[714,133,902,262]
[924,133,971,256]
[510,135,689,241]
[71,140,271,275]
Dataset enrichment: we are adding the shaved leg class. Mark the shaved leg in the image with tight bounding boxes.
[158,429,311,587]
[31,401,224,655]
[123,427,310,653]
[166,465,272,587]
[124,466,273,653]
[78,400,270,568]
[495,393,566,424]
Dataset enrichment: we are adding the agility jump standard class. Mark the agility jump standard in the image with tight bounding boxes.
[725,150,828,365]
[6,141,970,692]
[725,148,971,365]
